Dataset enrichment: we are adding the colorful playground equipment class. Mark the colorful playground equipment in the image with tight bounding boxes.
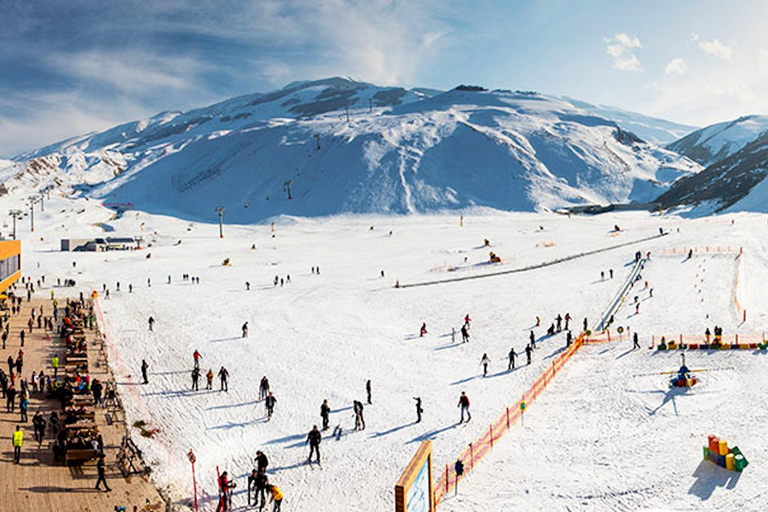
[703,435,748,472]
[668,363,697,388]
[656,334,768,351]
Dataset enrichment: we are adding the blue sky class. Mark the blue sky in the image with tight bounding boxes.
[1,0,767,157]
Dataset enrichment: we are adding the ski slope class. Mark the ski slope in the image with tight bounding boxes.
[9,190,768,511]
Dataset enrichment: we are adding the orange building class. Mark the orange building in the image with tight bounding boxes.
[0,240,21,294]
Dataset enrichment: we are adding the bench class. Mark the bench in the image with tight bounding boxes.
[65,448,98,465]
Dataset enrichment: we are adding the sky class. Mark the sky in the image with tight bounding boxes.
[2,0,768,157]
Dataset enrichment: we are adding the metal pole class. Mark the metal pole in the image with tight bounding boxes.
[192,459,198,512]
[30,202,34,232]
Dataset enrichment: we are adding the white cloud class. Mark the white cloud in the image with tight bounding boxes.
[692,33,732,60]
[604,33,643,72]
[665,58,688,75]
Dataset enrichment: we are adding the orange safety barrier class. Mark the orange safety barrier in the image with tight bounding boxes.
[433,334,585,506]
[652,333,766,346]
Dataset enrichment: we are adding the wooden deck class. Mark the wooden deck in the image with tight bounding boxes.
[1,290,167,511]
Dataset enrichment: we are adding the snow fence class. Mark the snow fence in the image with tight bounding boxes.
[433,333,585,506]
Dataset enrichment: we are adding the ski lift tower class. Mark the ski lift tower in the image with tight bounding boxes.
[8,210,23,239]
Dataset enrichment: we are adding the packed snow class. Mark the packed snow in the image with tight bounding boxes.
[6,187,768,511]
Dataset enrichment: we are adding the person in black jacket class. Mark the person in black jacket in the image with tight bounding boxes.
[95,456,111,492]
[321,399,331,430]
[306,425,322,464]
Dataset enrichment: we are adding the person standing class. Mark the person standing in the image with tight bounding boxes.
[458,392,471,423]
[218,366,229,392]
[12,425,23,463]
[480,353,491,377]
[366,379,372,405]
[141,360,149,384]
[148,316,155,331]
[353,400,365,430]
[321,399,331,430]
[306,425,321,464]
[191,367,200,391]
[32,411,46,444]
[95,455,111,492]
[414,397,423,423]
[193,350,202,369]
[20,395,28,422]
[525,344,533,365]
[529,330,536,349]
[255,450,269,473]
[242,322,249,338]
[507,347,516,370]
[260,376,270,400]
[265,392,276,419]
[633,332,640,350]
[206,369,214,390]
[52,354,59,378]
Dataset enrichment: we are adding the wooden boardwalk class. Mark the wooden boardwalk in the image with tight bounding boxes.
[0,289,167,511]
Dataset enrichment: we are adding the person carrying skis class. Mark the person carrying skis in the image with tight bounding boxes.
[242,322,249,338]
[218,366,229,392]
[265,392,276,419]
[216,471,236,512]
[191,367,200,391]
[306,425,322,464]
[525,344,532,365]
[193,350,202,369]
[321,399,331,430]
[480,353,491,377]
[141,360,149,384]
[458,392,471,423]
[507,347,516,370]
[414,397,423,423]
[206,369,214,390]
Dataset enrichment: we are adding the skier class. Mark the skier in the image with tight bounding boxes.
[419,322,427,337]
[255,450,269,473]
[564,313,571,330]
[242,322,249,338]
[601,270,605,281]
[141,360,149,384]
[206,369,214,390]
[583,317,588,332]
[191,367,200,391]
[507,347,516,370]
[247,469,259,508]
[148,316,155,331]
[463,314,471,329]
[535,316,541,327]
[265,392,276,419]
[609,268,614,279]
[260,376,270,400]
[353,400,365,430]
[458,391,471,423]
[566,331,572,347]
[246,282,250,291]
[254,470,269,510]
[525,344,532,365]
[529,330,536,349]
[321,399,331,430]
[480,353,491,377]
[218,366,229,392]
[460,325,470,343]
[633,332,640,349]
[414,397,423,423]
[306,425,322,464]
[556,314,562,332]
[216,471,236,512]
[193,350,202,369]
[366,379,372,405]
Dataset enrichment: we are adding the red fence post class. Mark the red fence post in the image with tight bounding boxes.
[506,407,510,429]
[446,464,449,493]
[490,424,494,448]
[470,443,474,468]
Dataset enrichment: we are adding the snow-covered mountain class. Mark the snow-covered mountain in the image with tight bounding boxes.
[560,97,698,145]
[2,78,701,222]
[667,115,768,167]
[658,131,768,214]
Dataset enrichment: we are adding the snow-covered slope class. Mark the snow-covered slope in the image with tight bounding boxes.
[667,115,768,167]
[562,97,698,145]
[658,132,768,215]
[2,79,701,222]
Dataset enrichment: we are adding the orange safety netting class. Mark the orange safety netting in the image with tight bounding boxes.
[433,335,585,506]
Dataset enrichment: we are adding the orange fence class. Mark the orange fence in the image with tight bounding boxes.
[433,334,585,506]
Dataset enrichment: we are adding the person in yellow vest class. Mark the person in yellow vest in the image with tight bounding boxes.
[52,355,59,378]
[13,425,23,464]
[268,483,284,511]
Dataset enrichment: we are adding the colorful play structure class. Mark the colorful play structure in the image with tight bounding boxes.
[668,362,697,388]
[704,435,748,472]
